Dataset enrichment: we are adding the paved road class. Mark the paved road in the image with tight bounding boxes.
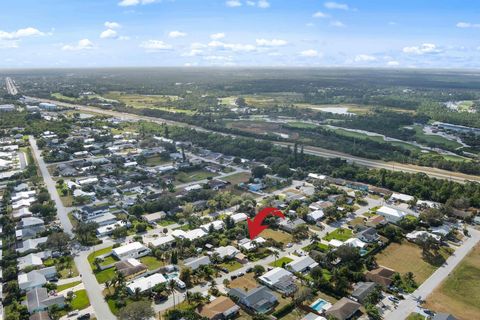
[386,227,480,320]
[29,135,117,320]
[29,136,74,235]
[29,96,480,184]
[5,77,18,95]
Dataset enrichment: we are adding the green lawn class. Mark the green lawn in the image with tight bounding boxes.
[222,172,251,184]
[323,228,353,241]
[139,256,164,270]
[286,122,318,129]
[158,219,176,226]
[413,125,462,150]
[57,281,82,292]
[100,255,119,267]
[219,261,243,272]
[145,156,171,167]
[70,290,90,311]
[95,267,116,284]
[175,169,216,184]
[87,246,113,269]
[406,313,425,320]
[269,257,293,267]
[303,242,330,253]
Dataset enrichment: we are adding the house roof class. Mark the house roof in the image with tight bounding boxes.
[127,273,167,293]
[286,256,318,273]
[112,242,147,256]
[229,286,277,310]
[365,266,396,287]
[184,256,211,270]
[26,287,65,313]
[326,297,361,320]
[351,282,376,301]
[149,235,175,247]
[259,267,293,286]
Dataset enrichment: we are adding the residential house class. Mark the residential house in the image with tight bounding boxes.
[213,246,239,260]
[172,228,208,241]
[230,212,248,223]
[197,296,240,320]
[286,256,318,273]
[112,242,151,260]
[126,273,167,294]
[258,267,297,295]
[142,211,166,225]
[238,237,266,251]
[148,235,176,249]
[17,237,48,254]
[356,227,379,243]
[365,266,396,287]
[184,256,211,271]
[115,258,148,279]
[306,210,324,223]
[201,220,225,233]
[365,215,387,228]
[376,206,407,223]
[432,314,458,320]
[228,286,277,314]
[350,282,377,304]
[279,218,306,233]
[325,297,361,320]
[19,267,57,291]
[26,287,65,314]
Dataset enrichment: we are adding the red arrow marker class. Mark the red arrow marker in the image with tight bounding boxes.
[247,207,285,240]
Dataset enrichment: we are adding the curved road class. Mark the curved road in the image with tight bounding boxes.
[30,96,480,184]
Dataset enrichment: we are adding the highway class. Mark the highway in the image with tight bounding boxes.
[29,96,480,184]
[5,77,18,95]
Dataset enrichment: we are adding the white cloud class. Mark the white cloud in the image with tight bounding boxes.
[182,49,203,57]
[105,22,121,29]
[403,43,442,55]
[387,60,400,66]
[300,49,320,57]
[208,40,256,52]
[226,0,242,7]
[210,33,226,40]
[354,54,377,62]
[168,31,187,38]
[62,39,94,51]
[330,21,345,27]
[119,36,131,41]
[313,11,329,18]
[456,22,480,28]
[100,29,118,39]
[257,0,270,8]
[256,39,288,47]
[140,40,173,51]
[246,1,255,5]
[324,2,349,10]
[191,42,207,49]
[204,55,233,61]
[118,0,157,6]
[0,27,45,40]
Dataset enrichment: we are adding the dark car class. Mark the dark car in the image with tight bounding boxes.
[77,314,91,320]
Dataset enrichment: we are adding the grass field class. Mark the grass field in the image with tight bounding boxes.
[222,172,251,184]
[412,125,463,150]
[71,290,90,311]
[87,246,113,269]
[103,91,192,114]
[376,241,451,284]
[406,313,425,320]
[175,169,216,184]
[286,122,318,129]
[323,228,353,242]
[95,268,116,284]
[139,256,164,270]
[269,257,293,267]
[260,229,293,244]
[145,155,171,166]
[219,260,243,272]
[425,244,480,320]
[57,280,82,292]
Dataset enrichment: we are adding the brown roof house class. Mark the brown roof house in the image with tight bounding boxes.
[365,266,396,287]
[115,258,148,279]
[197,296,240,320]
[325,297,361,320]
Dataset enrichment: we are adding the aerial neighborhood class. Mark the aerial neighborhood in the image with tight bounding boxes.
[0,72,479,320]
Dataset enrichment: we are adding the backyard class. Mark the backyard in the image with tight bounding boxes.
[323,228,353,242]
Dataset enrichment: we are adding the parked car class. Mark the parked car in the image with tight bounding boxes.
[77,314,90,320]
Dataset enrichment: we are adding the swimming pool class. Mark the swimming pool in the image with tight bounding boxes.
[163,272,179,280]
[310,298,332,312]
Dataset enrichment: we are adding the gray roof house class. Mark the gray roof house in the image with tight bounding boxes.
[279,218,306,233]
[18,267,57,291]
[229,286,277,314]
[350,282,377,304]
[356,227,379,243]
[286,256,319,273]
[17,237,48,254]
[26,287,65,313]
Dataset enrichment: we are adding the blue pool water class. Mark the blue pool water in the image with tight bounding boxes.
[310,299,328,311]
[164,272,179,279]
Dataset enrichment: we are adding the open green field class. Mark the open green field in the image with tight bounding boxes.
[57,280,82,292]
[425,244,480,320]
[139,256,164,270]
[222,172,251,184]
[219,92,303,108]
[286,121,318,129]
[103,91,192,114]
[87,246,113,269]
[175,169,216,184]
[323,228,353,241]
[145,155,171,166]
[412,125,463,150]
[294,103,373,115]
[219,260,243,272]
[377,241,451,284]
[269,257,293,267]
[71,290,90,311]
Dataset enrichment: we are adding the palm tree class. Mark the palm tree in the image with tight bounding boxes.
[133,287,142,301]
[273,250,279,266]
[168,279,177,309]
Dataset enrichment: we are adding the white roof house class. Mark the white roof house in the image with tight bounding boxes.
[259,267,294,287]
[307,210,324,222]
[238,237,266,251]
[78,177,99,186]
[231,212,248,223]
[376,206,407,223]
[213,246,239,260]
[172,228,208,241]
[148,235,176,248]
[328,239,344,248]
[12,198,35,210]
[286,256,319,273]
[127,273,167,294]
[112,242,151,260]
[390,193,414,203]
[344,238,367,249]
[200,220,225,233]
[18,253,43,270]
[406,231,441,242]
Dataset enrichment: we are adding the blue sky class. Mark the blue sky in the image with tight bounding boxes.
[1,0,480,68]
